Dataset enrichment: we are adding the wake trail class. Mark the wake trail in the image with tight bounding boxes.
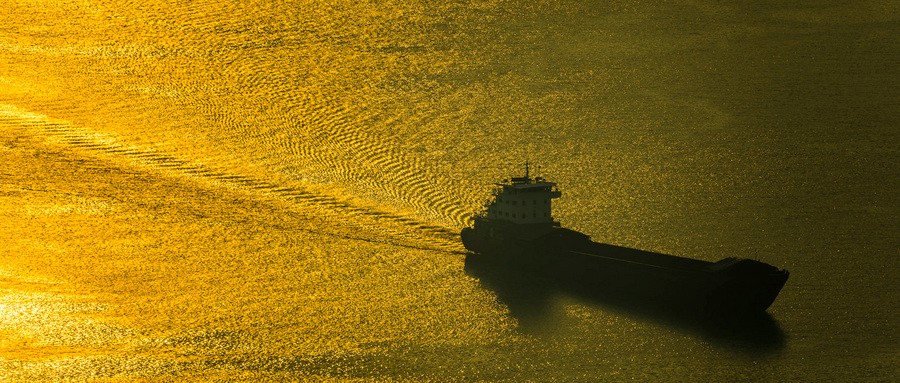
[0,104,467,254]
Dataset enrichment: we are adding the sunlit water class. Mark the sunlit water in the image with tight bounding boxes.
[1,1,897,381]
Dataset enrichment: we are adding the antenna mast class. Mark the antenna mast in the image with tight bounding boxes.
[525,160,530,180]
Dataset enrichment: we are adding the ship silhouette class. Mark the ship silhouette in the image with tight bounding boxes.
[461,164,789,314]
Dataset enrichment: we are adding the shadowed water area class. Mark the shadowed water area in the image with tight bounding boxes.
[1,1,897,381]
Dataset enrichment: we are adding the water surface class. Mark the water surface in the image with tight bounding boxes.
[1,1,897,381]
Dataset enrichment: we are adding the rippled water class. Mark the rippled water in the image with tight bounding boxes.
[1,1,897,381]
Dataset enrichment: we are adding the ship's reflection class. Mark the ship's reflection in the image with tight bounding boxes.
[464,253,786,356]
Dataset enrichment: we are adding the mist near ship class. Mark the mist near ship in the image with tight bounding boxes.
[0,1,897,381]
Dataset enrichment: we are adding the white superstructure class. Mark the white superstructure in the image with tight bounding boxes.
[483,164,561,225]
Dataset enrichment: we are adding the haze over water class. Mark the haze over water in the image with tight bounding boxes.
[1,1,897,381]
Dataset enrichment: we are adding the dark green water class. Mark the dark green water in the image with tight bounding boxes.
[0,1,897,381]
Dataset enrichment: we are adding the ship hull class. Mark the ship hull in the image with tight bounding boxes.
[461,220,789,315]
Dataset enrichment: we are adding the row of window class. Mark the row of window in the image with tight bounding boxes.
[489,211,549,219]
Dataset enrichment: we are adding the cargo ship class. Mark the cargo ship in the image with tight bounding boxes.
[461,164,789,314]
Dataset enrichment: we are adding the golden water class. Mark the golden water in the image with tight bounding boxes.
[1,1,897,381]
